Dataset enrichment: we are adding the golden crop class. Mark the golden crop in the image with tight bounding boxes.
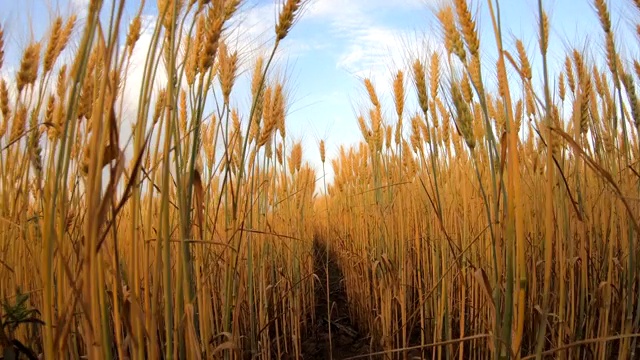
[1,0,640,359]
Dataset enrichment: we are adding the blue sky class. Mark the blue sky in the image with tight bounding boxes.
[2,0,638,179]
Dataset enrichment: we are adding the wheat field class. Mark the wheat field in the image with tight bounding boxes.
[0,0,640,359]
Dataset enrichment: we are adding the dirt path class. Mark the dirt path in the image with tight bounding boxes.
[301,238,375,359]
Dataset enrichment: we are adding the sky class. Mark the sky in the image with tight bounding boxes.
[2,0,639,181]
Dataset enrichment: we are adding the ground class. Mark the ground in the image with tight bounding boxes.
[301,239,376,359]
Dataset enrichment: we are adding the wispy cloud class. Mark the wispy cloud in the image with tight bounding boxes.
[303,0,446,97]
[306,0,424,22]
[119,15,167,119]
[223,2,324,75]
[70,0,88,9]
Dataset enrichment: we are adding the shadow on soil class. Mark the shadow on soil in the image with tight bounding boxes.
[301,237,377,359]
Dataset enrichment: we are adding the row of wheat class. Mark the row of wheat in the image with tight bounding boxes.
[0,0,320,359]
[316,0,640,359]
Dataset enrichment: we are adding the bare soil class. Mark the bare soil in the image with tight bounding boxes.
[301,238,378,359]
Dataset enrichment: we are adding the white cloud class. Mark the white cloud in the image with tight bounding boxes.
[224,2,324,71]
[283,0,453,180]
[69,0,90,15]
[225,3,275,58]
[70,0,88,7]
[306,0,424,21]
[119,15,168,120]
[304,0,447,101]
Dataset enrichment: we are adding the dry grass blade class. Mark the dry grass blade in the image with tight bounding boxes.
[520,333,640,359]
[550,126,640,232]
[342,334,492,359]
[1,1,639,359]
